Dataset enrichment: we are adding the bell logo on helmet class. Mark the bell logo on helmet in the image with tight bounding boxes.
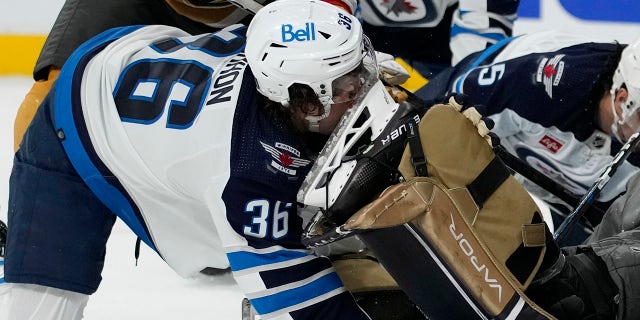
[281,23,316,42]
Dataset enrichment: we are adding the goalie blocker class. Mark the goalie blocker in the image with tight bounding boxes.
[302,96,567,319]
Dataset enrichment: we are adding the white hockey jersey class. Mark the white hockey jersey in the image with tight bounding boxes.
[53,24,369,319]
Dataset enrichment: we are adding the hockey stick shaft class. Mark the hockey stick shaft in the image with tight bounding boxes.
[554,131,640,241]
[494,145,585,207]
[301,225,359,248]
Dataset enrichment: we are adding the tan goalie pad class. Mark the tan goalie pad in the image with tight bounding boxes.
[332,255,399,292]
[344,178,436,231]
[399,102,547,288]
[344,102,555,318]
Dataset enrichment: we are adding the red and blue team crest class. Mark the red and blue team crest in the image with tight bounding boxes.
[536,54,565,99]
[260,141,311,176]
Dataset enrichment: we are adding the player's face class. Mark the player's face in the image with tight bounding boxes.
[600,88,637,141]
[612,88,640,141]
[618,111,640,141]
[314,73,363,135]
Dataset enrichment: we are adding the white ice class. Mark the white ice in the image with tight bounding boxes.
[0,76,245,319]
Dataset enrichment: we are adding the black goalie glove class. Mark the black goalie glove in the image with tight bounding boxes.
[526,248,618,320]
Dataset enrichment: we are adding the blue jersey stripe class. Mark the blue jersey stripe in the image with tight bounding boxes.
[453,35,516,93]
[227,249,309,271]
[250,272,343,314]
[53,25,157,250]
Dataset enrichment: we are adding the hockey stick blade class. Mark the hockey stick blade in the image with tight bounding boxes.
[301,210,360,248]
[554,131,640,241]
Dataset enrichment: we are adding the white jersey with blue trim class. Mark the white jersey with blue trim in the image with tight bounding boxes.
[450,31,640,204]
[79,24,246,275]
[65,24,367,318]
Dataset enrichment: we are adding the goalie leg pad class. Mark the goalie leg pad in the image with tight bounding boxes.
[399,102,554,288]
[347,102,560,319]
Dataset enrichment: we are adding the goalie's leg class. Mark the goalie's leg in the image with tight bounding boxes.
[346,99,562,319]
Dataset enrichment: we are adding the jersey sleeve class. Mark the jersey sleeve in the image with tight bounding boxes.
[449,0,519,65]
[219,177,369,319]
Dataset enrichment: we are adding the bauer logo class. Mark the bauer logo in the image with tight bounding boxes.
[281,23,316,42]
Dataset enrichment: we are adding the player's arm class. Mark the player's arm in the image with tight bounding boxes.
[449,0,520,65]
[220,179,370,319]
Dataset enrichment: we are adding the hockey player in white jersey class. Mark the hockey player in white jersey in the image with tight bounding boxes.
[2,0,381,318]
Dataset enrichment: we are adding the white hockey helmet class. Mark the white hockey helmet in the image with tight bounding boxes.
[245,0,377,131]
[611,38,640,141]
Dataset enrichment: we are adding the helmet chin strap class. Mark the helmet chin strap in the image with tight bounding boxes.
[610,91,625,141]
[610,88,634,142]
[305,105,331,132]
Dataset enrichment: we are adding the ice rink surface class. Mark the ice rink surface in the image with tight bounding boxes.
[0,76,245,319]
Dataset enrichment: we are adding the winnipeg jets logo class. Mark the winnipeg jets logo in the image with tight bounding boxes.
[260,141,311,176]
[381,0,417,16]
[536,55,565,98]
